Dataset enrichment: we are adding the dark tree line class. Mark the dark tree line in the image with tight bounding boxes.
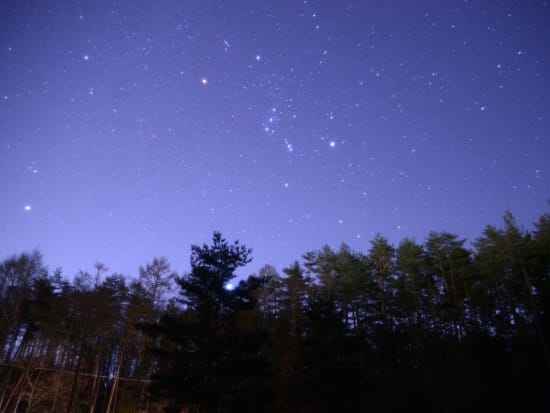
[1,210,549,412]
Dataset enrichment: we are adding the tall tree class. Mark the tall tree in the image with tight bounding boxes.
[138,257,177,310]
[367,235,395,325]
[0,250,47,363]
[395,238,428,331]
[145,232,262,413]
[424,231,471,339]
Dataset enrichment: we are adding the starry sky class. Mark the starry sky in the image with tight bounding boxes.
[1,0,549,278]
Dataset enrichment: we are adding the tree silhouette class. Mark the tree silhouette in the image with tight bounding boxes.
[1,209,550,412]
[144,231,266,413]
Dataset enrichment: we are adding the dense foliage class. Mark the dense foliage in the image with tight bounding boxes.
[1,212,550,412]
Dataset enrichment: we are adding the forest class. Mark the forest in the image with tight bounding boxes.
[1,210,549,412]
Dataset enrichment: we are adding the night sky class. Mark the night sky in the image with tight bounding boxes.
[1,1,549,278]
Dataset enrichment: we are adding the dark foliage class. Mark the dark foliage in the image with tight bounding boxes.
[1,212,550,412]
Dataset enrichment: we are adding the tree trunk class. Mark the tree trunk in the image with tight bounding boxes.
[66,342,85,413]
[521,261,550,369]
[106,342,126,413]
[0,366,14,412]
[88,356,101,413]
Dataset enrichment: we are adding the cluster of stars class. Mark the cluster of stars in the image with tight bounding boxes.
[1,0,548,278]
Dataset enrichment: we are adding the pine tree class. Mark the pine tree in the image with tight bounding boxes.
[144,232,264,413]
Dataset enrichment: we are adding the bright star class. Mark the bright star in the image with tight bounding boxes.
[24,205,32,211]
[225,283,234,291]
[201,78,208,85]
[83,55,90,61]
[329,141,336,147]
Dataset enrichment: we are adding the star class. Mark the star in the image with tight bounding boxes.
[0,0,548,309]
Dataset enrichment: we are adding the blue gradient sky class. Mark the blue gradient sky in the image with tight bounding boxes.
[1,0,549,278]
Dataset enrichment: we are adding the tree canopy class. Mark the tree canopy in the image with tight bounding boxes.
[1,213,550,412]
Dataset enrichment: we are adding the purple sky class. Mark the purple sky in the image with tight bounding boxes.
[1,0,549,279]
